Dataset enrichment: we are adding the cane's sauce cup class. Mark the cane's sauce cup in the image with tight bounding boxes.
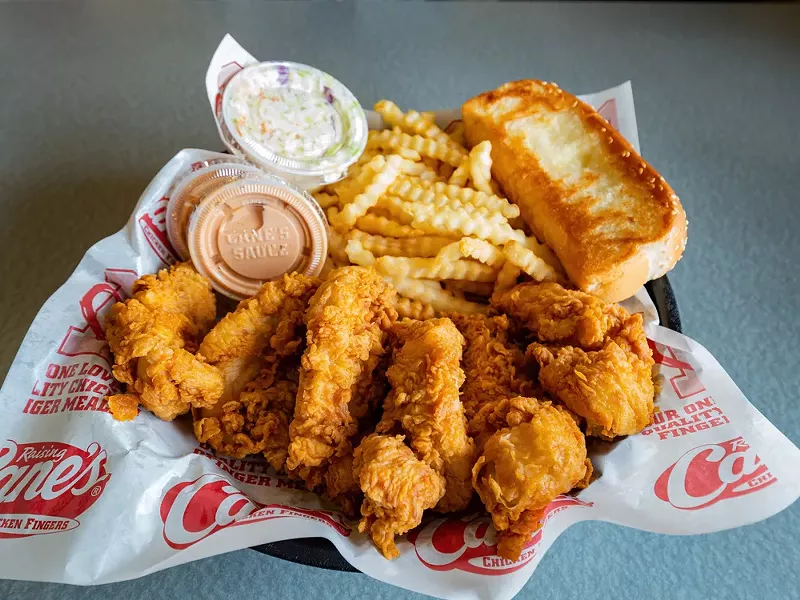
[187,175,328,300]
[166,159,263,261]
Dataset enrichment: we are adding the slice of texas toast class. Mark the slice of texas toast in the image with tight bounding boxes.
[462,80,687,302]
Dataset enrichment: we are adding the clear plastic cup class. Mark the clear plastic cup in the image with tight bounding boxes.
[187,174,328,300]
[217,61,367,191]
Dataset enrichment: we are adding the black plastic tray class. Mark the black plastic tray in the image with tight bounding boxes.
[250,275,682,571]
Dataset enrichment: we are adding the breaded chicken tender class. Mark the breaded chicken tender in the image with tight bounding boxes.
[378,318,476,512]
[287,267,397,479]
[354,434,445,559]
[491,281,628,350]
[105,262,223,421]
[472,399,591,560]
[529,314,655,438]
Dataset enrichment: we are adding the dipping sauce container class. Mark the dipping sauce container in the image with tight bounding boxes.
[187,174,328,299]
[166,159,262,261]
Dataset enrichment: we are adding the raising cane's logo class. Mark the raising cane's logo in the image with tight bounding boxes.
[655,437,777,510]
[408,495,592,575]
[138,196,177,266]
[160,474,350,549]
[0,440,110,538]
[649,340,706,400]
[57,268,138,361]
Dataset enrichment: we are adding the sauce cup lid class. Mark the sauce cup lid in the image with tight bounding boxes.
[187,175,328,300]
[220,61,367,182]
[166,160,262,261]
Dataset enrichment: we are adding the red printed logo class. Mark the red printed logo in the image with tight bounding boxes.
[58,268,138,361]
[408,495,592,575]
[138,196,177,266]
[655,437,777,510]
[159,474,350,549]
[649,341,707,399]
[0,440,111,538]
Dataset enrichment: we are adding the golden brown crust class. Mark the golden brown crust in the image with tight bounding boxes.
[463,80,687,302]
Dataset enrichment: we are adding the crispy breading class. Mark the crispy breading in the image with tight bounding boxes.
[378,318,476,512]
[529,313,655,438]
[491,281,628,350]
[472,400,591,560]
[193,273,320,463]
[447,313,535,423]
[287,267,397,477]
[354,434,445,559]
[105,263,223,421]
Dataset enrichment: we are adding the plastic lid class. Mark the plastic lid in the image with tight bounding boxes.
[187,176,328,300]
[166,161,262,261]
[220,61,367,181]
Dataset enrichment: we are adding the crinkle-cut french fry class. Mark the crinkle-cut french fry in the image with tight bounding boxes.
[399,161,434,177]
[468,141,494,195]
[376,255,496,282]
[495,261,522,293]
[326,206,346,234]
[433,240,464,265]
[345,238,377,267]
[446,121,467,147]
[355,148,381,166]
[400,179,519,219]
[460,237,506,268]
[330,154,387,202]
[419,169,438,182]
[355,213,428,238]
[448,158,470,187]
[419,111,436,124]
[434,237,505,269]
[405,204,526,246]
[521,235,565,273]
[502,240,560,282]
[384,186,504,225]
[393,295,436,320]
[458,237,507,268]
[443,280,494,297]
[375,195,414,225]
[387,179,506,222]
[313,192,339,209]
[374,100,460,151]
[382,275,487,315]
[368,130,421,161]
[367,128,466,166]
[333,155,404,229]
[347,230,453,258]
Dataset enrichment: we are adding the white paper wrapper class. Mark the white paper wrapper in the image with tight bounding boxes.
[0,34,797,600]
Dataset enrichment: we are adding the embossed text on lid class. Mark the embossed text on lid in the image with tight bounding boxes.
[187,176,327,300]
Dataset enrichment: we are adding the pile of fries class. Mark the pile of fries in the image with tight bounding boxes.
[315,100,564,318]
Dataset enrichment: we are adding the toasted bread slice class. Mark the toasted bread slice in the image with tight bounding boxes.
[462,80,687,302]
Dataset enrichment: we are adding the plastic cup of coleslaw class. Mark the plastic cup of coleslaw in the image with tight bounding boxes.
[217,61,368,191]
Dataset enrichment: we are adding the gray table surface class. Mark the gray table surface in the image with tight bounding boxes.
[1,2,799,599]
